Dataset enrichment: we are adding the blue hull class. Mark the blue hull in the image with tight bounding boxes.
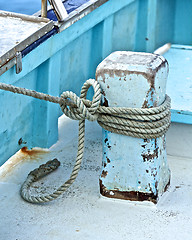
[0,0,192,165]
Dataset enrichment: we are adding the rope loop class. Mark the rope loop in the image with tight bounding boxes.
[59,79,101,121]
[98,95,171,139]
[0,79,171,203]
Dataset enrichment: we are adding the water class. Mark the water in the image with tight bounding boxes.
[0,0,41,15]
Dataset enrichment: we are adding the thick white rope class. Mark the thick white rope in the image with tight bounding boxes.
[0,80,171,203]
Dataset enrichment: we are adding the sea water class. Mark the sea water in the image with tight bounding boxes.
[0,0,41,15]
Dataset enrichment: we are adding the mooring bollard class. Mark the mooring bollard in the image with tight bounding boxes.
[96,51,170,203]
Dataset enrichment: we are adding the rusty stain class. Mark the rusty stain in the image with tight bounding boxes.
[96,54,168,89]
[106,157,110,163]
[142,85,157,108]
[155,181,158,189]
[104,163,107,168]
[21,147,47,156]
[103,97,109,107]
[100,178,170,204]
[0,147,49,179]
[146,169,149,173]
[107,85,109,88]
[96,53,168,110]
[96,69,155,84]
[101,170,108,178]
[100,179,157,203]
[154,139,157,149]
[141,147,159,162]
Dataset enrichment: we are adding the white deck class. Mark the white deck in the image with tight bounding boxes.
[0,14,46,57]
[0,115,192,240]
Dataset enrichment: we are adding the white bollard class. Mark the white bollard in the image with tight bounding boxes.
[96,51,170,203]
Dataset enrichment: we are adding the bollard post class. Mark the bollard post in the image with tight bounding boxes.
[96,51,170,203]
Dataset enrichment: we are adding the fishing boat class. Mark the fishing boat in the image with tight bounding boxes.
[0,0,192,239]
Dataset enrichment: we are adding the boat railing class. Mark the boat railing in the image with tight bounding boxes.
[41,0,68,21]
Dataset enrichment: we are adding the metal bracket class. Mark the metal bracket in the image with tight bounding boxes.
[16,52,22,74]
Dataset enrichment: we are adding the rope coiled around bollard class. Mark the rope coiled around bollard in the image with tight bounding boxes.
[0,80,171,203]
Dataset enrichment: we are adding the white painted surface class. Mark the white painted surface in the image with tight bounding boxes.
[167,122,192,159]
[96,51,170,198]
[0,115,192,240]
[0,16,46,57]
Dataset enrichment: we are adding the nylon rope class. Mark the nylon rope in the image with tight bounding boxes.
[0,80,171,203]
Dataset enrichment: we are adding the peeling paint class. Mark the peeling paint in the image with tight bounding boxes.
[103,97,109,107]
[101,170,108,178]
[100,179,158,203]
[97,51,170,202]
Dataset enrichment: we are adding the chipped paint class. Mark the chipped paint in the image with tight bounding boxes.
[96,51,170,203]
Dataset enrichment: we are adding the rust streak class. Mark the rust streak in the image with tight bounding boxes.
[101,170,108,178]
[21,147,47,156]
[106,157,110,163]
[103,97,109,107]
[99,178,170,204]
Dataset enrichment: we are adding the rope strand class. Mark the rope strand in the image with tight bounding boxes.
[0,80,171,204]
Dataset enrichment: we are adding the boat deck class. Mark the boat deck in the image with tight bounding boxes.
[164,44,192,124]
[0,115,192,240]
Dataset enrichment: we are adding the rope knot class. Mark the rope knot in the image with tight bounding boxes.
[59,79,101,121]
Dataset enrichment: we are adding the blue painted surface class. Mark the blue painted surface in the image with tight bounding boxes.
[97,51,170,202]
[0,0,41,15]
[0,0,192,165]
[0,0,90,16]
[22,28,58,57]
[164,45,192,124]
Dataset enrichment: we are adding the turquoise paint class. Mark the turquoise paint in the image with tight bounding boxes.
[0,0,139,165]
[97,51,170,202]
[135,0,148,52]
[0,0,192,165]
[164,45,192,124]
[174,0,192,45]
[171,110,192,125]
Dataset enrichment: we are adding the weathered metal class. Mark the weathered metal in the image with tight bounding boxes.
[15,52,22,74]
[41,0,48,18]
[0,11,54,75]
[96,51,171,203]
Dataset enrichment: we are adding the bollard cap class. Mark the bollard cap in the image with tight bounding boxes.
[96,51,169,108]
[96,51,168,82]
